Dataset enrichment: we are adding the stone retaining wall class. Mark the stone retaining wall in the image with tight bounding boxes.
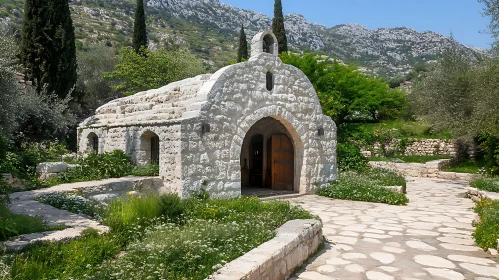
[209,219,322,280]
[369,160,479,181]
[362,139,456,157]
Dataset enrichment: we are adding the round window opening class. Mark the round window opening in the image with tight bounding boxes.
[266,72,274,91]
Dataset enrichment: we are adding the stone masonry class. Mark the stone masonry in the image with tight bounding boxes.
[78,31,337,198]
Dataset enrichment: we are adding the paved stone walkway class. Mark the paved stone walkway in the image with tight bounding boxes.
[290,177,499,280]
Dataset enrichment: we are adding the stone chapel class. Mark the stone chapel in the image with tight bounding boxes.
[78,31,337,198]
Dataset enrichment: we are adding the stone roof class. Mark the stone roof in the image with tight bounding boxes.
[79,73,213,128]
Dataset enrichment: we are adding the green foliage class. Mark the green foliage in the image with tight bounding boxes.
[272,0,288,53]
[0,204,60,242]
[130,164,160,176]
[105,46,205,96]
[337,143,368,171]
[41,151,134,187]
[280,52,408,125]
[319,169,409,205]
[478,134,499,176]
[8,195,313,279]
[0,178,12,206]
[1,142,70,180]
[470,177,499,193]
[10,229,121,279]
[473,198,499,250]
[444,158,485,174]
[20,0,77,99]
[76,45,120,115]
[237,24,249,62]
[132,0,147,53]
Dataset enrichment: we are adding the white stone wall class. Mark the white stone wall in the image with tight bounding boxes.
[78,124,182,193]
[78,31,338,198]
[362,139,457,157]
[179,51,337,198]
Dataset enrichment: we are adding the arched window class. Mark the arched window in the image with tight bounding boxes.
[140,131,160,165]
[263,34,275,54]
[266,72,274,91]
[87,133,99,153]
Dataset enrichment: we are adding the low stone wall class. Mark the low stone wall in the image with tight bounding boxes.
[2,173,27,190]
[369,160,480,181]
[466,187,499,202]
[3,176,162,251]
[209,219,322,280]
[362,138,457,157]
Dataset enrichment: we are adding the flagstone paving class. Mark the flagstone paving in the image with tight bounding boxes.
[289,177,499,280]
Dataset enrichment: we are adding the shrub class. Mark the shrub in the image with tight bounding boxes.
[470,177,499,193]
[337,143,368,171]
[0,178,13,205]
[37,150,134,188]
[319,169,408,205]
[473,199,499,250]
[130,164,160,176]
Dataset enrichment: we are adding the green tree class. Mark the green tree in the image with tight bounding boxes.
[237,24,249,62]
[272,0,288,53]
[105,47,205,96]
[20,0,77,99]
[132,0,147,53]
[280,52,407,124]
[76,45,120,115]
[410,45,499,174]
[1,26,75,143]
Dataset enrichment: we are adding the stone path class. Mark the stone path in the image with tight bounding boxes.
[289,177,499,280]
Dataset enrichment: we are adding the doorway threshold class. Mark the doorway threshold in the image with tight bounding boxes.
[241,188,302,200]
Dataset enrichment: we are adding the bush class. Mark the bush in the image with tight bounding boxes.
[319,169,409,205]
[470,177,499,193]
[130,164,160,176]
[338,143,368,171]
[38,150,134,188]
[0,178,13,205]
[473,199,499,250]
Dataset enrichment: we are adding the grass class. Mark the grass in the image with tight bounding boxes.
[369,155,452,163]
[3,194,314,280]
[319,168,409,205]
[0,204,62,242]
[470,177,499,193]
[473,199,499,250]
[445,159,486,174]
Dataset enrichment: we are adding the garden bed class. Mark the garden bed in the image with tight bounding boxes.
[319,168,409,205]
[472,199,499,251]
[1,192,315,280]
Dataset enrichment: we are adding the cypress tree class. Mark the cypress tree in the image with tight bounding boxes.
[20,0,77,99]
[237,24,249,62]
[132,0,148,53]
[272,0,288,53]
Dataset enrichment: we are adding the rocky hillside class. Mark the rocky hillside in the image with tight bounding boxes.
[0,0,486,77]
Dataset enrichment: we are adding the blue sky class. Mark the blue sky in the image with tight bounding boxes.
[222,0,493,49]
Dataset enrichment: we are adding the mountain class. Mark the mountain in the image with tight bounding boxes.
[0,0,486,77]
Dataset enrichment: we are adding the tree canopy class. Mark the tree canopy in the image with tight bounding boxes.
[20,0,77,99]
[237,24,249,62]
[280,52,408,124]
[272,0,288,53]
[132,0,148,53]
[105,47,205,96]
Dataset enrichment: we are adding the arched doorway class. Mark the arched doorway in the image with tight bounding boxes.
[87,132,99,153]
[139,131,160,165]
[241,117,295,192]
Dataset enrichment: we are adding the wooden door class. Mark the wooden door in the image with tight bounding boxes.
[271,135,294,190]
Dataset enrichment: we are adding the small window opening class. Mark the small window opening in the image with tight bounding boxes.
[151,135,160,165]
[263,35,274,54]
[266,72,274,91]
